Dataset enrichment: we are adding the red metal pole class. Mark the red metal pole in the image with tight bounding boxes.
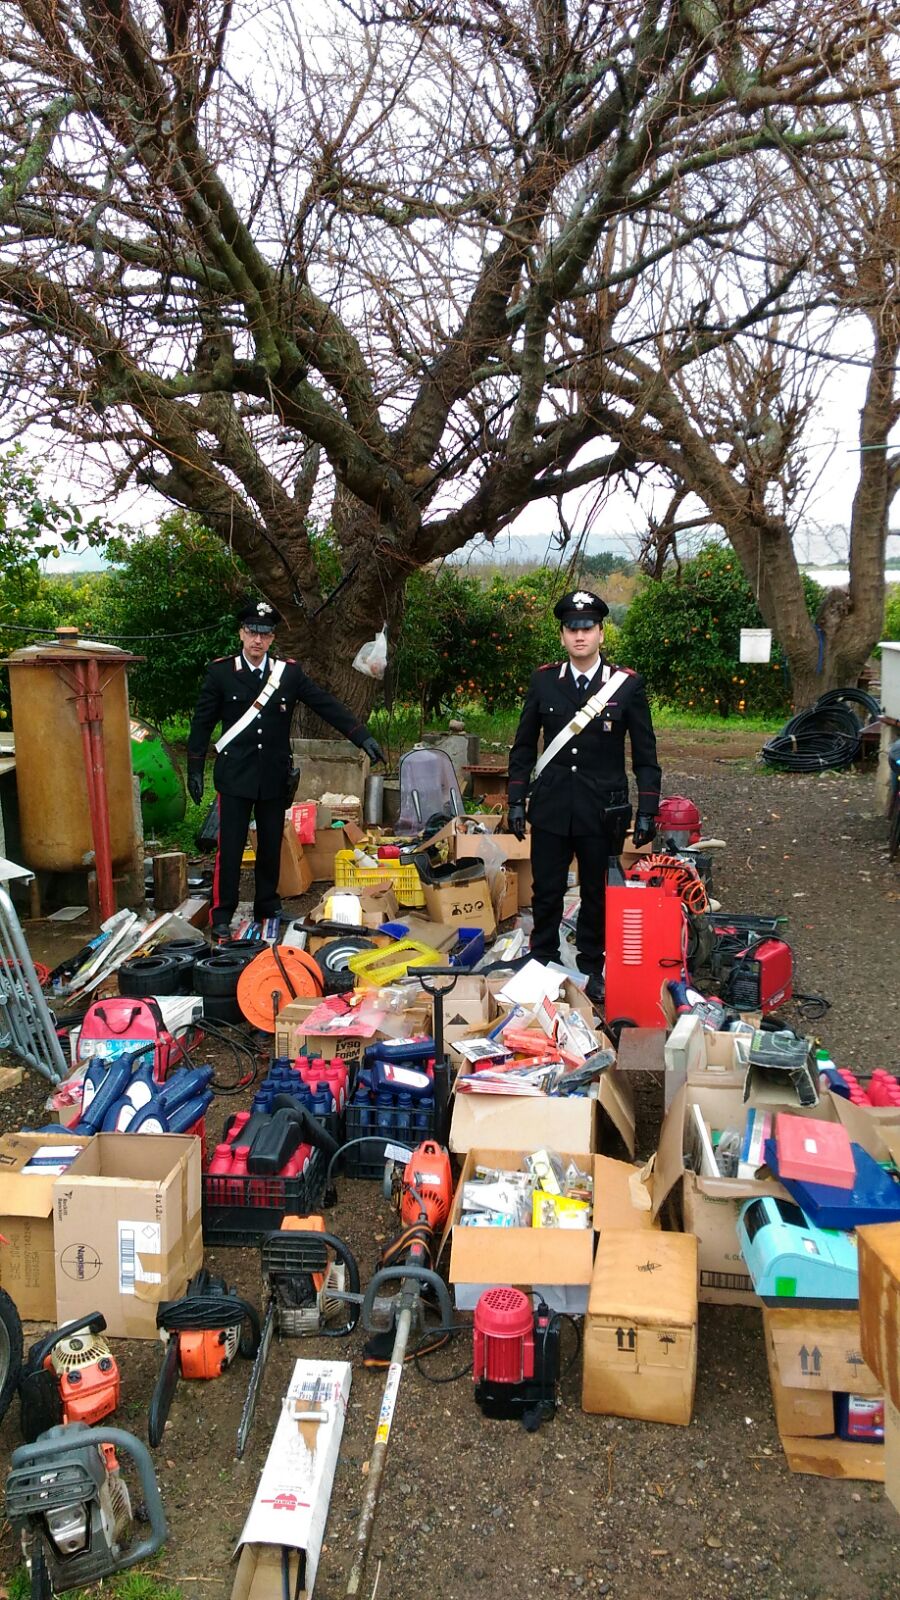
[71,659,116,921]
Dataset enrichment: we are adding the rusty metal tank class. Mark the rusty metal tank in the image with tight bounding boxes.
[4,629,142,873]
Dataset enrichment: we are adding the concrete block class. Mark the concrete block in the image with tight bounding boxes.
[290,737,370,803]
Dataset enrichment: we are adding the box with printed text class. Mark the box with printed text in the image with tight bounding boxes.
[53,1133,202,1339]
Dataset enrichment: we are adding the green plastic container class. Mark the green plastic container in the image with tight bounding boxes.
[130,717,186,831]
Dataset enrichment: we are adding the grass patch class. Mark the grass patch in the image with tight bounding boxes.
[9,1566,184,1600]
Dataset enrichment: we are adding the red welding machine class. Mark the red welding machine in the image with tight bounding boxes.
[720,937,793,1013]
[604,864,685,1027]
[473,1287,560,1431]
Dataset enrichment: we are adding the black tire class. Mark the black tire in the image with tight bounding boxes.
[194,953,245,998]
[118,953,182,998]
[157,944,203,992]
[201,993,243,1024]
[158,939,206,962]
[314,936,376,995]
[221,939,269,963]
[0,1284,24,1424]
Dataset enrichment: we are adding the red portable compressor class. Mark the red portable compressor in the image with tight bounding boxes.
[473,1287,560,1431]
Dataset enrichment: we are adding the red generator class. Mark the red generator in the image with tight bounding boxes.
[604,868,685,1028]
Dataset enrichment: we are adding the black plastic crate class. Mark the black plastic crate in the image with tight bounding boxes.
[342,1100,434,1179]
[202,1148,325,1247]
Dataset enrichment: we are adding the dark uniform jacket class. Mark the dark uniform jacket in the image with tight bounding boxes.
[508,657,662,836]
[187,654,366,801]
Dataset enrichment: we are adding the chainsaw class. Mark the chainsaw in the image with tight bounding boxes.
[5,1422,166,1598]
[148,1267,260,1448]
[19,1314,120,1444]
[237,1216,361,1457]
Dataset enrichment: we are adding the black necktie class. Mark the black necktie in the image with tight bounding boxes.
[576,674,589,700]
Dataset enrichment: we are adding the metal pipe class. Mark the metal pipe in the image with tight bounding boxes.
[0,886,68,1083]
[72,659,116,920]
[345,1313,413,1597]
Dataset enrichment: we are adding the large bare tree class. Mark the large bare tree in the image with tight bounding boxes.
[0,0,896,709]
[604,91,900,706]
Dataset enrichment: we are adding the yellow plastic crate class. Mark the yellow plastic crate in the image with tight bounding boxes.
[333,849,425,907]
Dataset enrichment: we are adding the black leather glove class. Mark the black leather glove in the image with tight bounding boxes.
[187,766,204,805]
[361,734,386,765]
[507,801,527,842]
[632,812,657,849]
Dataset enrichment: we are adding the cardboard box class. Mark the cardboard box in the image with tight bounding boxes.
[305,826,351,882]
[276,997,432,1063]
[423,877,496,935]
[0,1133,92,1319]
[582,1230,698,1424]
[450,1067,635,1161]
[53,1134,202,1339]
[763,1306,885,1481]
[277,822,314,897]
[886,1398,900,1516]
[453,826,534,907]
[653,1081,795,1306]
[308,881,400,929]
[492,865,518,922]
[593,1155,658,1233]
[663,1013,747,1105]
[858,1221,900,1409]
[446,1147,595,1302]
[232,1359,351,1599]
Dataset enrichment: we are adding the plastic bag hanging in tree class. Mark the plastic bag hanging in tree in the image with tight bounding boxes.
[352,625,388,679]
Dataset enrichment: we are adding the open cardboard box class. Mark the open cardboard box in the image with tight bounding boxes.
[762,1306,884,1481]
[53,1133,202,1339]
[593,1154,658,1232]
[654,1080,803,1306]
[277,822,314,897]
[276,997,432,1063]
[0,1132,92,1318]
[232,1359,351,1599]
[307,881,400,930]
[450,1065,635,1162]
[445,1147,596,1310]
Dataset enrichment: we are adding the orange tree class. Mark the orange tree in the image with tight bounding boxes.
[616,544,823,718]
[393,566,568,715]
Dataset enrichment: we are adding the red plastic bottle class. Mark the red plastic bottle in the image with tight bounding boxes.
[207,1142,233,1204]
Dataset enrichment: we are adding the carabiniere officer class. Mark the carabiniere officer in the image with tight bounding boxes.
[507,589,661,998]
[187,599,386,938]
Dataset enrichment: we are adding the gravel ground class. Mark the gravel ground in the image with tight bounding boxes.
[1,726,899,1600]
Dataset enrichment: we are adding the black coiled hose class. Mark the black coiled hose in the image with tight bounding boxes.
[760,689,875,772]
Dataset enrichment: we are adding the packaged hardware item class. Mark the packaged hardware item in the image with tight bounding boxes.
[532,1192,591,1229]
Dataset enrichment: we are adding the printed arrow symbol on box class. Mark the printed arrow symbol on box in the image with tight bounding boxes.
[799,1344,809,1374]
[810,1347,821,1375]
[616,1327,625,1350]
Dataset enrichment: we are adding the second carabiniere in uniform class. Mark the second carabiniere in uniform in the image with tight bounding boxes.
[507,589,661,995]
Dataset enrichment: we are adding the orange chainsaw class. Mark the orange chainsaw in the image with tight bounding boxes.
[148,1268,259,1448]
[19,1314,120,1443]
